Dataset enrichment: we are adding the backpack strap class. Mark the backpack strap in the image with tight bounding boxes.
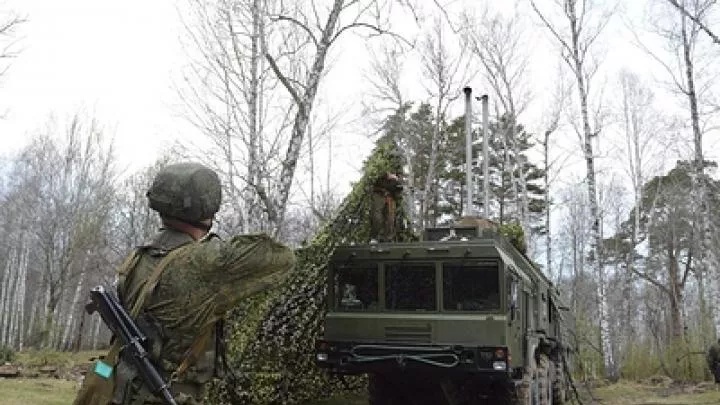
[118,241,218,384]
[128,246,185,317]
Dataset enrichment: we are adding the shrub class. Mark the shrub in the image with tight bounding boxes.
[0,344,15,363]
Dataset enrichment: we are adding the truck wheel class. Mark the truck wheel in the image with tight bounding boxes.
[551,359,565,404]
[537,354,552,405]
[368,374,400,405]
[511,366,534,405]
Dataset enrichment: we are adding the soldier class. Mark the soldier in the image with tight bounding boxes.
[369,148,404,243]
[708,338,720,383]
[73,162,296,405]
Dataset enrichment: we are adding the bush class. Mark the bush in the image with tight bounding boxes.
[0,344,15,363]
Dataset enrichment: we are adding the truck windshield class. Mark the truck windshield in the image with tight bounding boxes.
[443,262,500,311]
[385,263,436,311]
[334,264,379,311]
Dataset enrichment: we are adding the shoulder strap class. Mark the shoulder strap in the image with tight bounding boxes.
[129,246,186,318]
[173,323,215,378]
[119,241,215,380]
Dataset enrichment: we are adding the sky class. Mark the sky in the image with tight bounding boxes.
[0,0,718,207]
[0,0,188,171]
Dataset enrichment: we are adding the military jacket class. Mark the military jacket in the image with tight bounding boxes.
[116,228,295,404]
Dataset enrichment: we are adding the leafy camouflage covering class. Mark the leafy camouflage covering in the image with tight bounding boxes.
[207,141,412,405]
[497,222,527,254]
[147,162,222,222]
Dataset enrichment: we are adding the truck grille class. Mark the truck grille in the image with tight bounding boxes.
[384,324,432,342]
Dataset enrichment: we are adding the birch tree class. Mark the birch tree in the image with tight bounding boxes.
[10,115,117,349]
[637,0,720,343]
[530,0,616,378]
[417,16,467,228]
[181,0,412,237]
[540,67,571,280]
[662,0,720,44]
[0,6,24,80]
[463,8,532,231]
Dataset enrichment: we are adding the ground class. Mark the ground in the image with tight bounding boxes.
[1,351,719,405]
[0,378,718,405]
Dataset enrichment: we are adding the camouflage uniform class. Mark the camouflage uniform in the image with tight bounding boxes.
[368,143,404,243]
[708,339,720,383]
[370,172,403,242]
[73,162,295,405]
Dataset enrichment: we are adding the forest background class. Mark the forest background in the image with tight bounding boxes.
[1,0,720,384]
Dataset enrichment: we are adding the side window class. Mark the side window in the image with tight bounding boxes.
[508,275,518,321]
[524,291,533,331]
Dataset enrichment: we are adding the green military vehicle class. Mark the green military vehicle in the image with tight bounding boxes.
[315,218,575,405]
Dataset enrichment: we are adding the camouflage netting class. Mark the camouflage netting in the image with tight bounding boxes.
[496,222,527,255]
[206,141,414,405]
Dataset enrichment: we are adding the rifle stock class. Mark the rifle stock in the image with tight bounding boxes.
[86,285,178,405]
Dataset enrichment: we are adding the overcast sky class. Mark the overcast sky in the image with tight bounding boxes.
[0,0,187,171]
[0,0,717,200]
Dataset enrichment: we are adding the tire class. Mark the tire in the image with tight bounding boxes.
[369,374,448,405]
[368,374,398,405]
[551,358,566,404]
[511,365,534,405]
[537,354,552,405]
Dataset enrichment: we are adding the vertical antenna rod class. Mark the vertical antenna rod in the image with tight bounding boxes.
[463,86,473,217]
[481,94,489,217]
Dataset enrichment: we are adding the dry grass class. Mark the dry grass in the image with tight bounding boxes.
[585,380,720,404]
[0,378,77,405]
[0,375,718,405]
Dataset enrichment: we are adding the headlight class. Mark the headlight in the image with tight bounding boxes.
[316,353,329,362]
[492,361,507,370]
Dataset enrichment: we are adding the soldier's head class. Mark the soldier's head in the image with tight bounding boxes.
[147,162,222,237]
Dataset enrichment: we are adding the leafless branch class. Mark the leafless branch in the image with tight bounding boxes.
[663,0,720,44]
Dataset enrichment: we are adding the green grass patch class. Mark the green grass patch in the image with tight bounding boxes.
[14,349,106,368]
[587,380,720,404]
[0,379,77,405]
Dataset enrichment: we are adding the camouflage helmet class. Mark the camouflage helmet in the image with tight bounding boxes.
[146,162,222,223]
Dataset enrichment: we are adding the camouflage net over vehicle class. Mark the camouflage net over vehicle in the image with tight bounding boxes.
[206,141,413,405]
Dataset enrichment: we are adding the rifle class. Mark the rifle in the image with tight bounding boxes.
[86,285,178,405]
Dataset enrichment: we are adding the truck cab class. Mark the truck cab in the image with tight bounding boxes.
[315,222,574,405]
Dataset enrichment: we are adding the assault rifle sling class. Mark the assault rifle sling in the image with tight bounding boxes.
[86,285,178,405]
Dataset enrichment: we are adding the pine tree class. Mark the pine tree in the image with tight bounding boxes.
[439,114,547,234]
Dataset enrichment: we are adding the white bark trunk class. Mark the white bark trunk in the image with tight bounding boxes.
[92,313,102,350]
[26,287,39,347]
[17,246,27,350]
[270,0,345,236]
[9,248,24,348]
[2,249,18,347]
[565,0,612,377]
[0,260,8,346]
[61,269,86,350]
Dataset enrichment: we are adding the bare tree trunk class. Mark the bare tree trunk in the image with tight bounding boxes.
[0,254,12,346]
[17,247,27,351]
[544,131,552,277]
[61,268,86,351]
[681,5,711,347]
[267,0,344,235]
[26,287,39,348]
[9,249,24,348]
[91,313,102,350]
[532,0,613,377]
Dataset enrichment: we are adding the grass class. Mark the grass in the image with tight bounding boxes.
[0,375,718,405]
[0,379,77,405]
[14,349,106,369]
[585,380,720,404]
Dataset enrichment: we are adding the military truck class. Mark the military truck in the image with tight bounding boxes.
[315,219,575,405]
